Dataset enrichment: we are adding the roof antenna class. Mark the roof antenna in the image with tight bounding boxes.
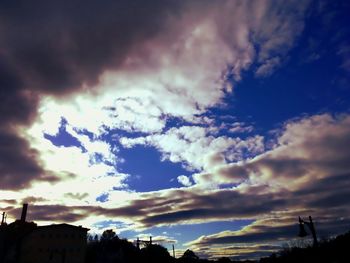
[1,212,6,225]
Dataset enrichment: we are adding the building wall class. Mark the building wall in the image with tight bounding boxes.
[19,225,88,263]
[0,227,6,262]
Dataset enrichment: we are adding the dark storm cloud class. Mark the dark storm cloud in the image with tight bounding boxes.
[0,0,181,94]
[0,129,60,189]
[0,0,181,189]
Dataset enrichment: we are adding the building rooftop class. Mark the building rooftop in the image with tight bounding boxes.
[36,223,89,231]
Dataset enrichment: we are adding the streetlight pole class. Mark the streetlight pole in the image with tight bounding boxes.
[298,216,318,247]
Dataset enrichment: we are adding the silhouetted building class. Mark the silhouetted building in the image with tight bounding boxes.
[0,224,7,262]
[0,219,37,263]
[1,222,89,263]
[0,204,89,263]
[19,223,89,263]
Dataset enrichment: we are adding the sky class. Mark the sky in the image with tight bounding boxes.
[0,0,350,260]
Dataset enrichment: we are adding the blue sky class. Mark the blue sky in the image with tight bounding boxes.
[1,0,350,260]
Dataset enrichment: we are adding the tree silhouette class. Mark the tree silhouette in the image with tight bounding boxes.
[178,249,200,263]
[140,244,173,263]
[101,229,117,241]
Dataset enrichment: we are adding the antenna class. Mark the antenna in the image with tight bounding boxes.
[1,212,5,225]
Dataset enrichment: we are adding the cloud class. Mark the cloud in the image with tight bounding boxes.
[120,126,264,172]
[2,110,350,261]
[177,175,193,187]
[186,214,350,259]
[178,113,350,258]
[185,219,295,259]
[0,0,182,95]
[138,192,285,227]
[0,86,51,189]
[0,0,311,190]
[4,111,350,236]
[0,129,59,189]
[0,2,347,259]
[193,244,281,261]
[255,57,281,77]
[39,113,350,254]
[228,122,254,134]
[0,0,180,188]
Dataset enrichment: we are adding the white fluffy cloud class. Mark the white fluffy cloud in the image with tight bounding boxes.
[119,126,264,172]
[177,175,193,187]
